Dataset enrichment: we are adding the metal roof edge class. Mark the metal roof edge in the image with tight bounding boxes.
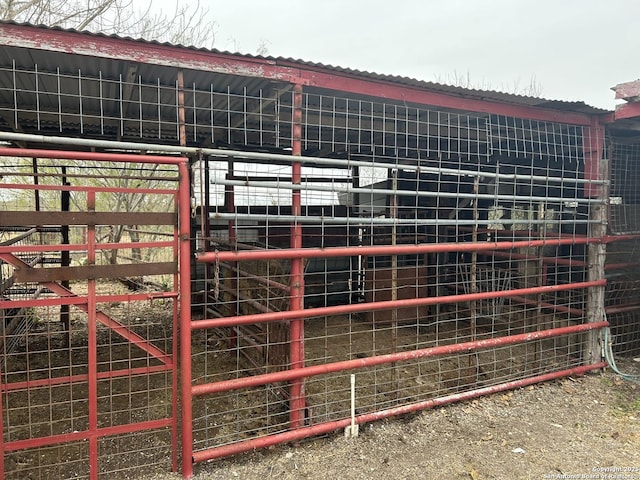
[0,20,611,118]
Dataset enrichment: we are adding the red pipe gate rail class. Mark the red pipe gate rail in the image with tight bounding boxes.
[0,149,190,479]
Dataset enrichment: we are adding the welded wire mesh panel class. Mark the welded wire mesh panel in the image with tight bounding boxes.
[190,88,605,460]
[304,323,587,423]
[610,142,640,234]
[605,237,640,357]
[302,91,490,159]
[95,299,174,426]
[0,228,59,355]
[0,63,181,140]
[0,154,179,479]
[1,305,90,442]
[4,442,89,480]
[98,430,173,478]
[0,62,288,149]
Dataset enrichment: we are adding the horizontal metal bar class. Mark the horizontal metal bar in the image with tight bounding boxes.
[2,182,177,195]
[213,177,603,205]
[0,226,61,233]
[14,261,177,282]
[198,236,601,263]
[1,364,172,393]
[1,211,177,227]
[605,303,640,315]
[209,211,597,227]
[209,155,601,187]
[605,262,640,271]
[3,418,174,453]
[603,234,640,243]
[0,241,174,254]
[508,295,584,316]
[0,295,87,309]
[0,132,605,186]
[191,362,606,463]
[0,245,69,255]
[191,321,607,396]
[228,175,352,183]
[122,227,175,237]
[95,240,175,250]
[220,262,291,292]
[0,145,187,165]
[0,291,177,309]
[192,279,605,330]
[0,170,179,184]
[476,249,588,268]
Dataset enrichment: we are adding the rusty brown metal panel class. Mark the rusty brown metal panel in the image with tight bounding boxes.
[14,262,177,282]
[615,102,640,121]
[612,80,640,100]
[1,211,176,226]
[365,266,429,324]
[0,23,302,83]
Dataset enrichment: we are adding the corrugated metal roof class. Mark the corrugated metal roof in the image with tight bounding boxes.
[0,20,610,115]
[269,56,607,114]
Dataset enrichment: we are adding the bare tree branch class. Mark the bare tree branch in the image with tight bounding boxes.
[434,69,544,97]
[0,0,217,48]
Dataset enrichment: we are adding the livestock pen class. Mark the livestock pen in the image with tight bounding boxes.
[0,21,639,479]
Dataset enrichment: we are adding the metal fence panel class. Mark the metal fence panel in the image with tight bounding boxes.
[0,150,186,479]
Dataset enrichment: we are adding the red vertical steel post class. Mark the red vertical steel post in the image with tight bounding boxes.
[176,89,193,476]
[178,160,194,478]
[171,185,180,473]
[289,83,305,429]
[86,191,99,480]
[176,71,194,478]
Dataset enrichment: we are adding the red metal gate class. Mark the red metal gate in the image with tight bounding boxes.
[182,113,610,476]
[0,149,190,479]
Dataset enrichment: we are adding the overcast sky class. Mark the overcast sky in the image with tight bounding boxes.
[165,0,640,110]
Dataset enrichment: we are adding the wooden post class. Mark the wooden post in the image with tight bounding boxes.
[584,120,607,365]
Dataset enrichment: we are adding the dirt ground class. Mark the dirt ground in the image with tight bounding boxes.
[144,363,640,480]
[6,280,638,479]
